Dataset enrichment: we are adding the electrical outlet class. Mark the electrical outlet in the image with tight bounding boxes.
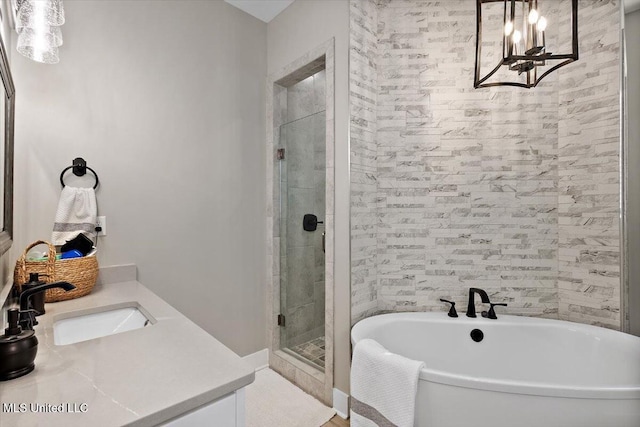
[96,216,107,236]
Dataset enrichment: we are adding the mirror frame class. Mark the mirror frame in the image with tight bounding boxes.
[0,29,14,256]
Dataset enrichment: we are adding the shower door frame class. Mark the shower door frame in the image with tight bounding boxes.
[266,39,335,405]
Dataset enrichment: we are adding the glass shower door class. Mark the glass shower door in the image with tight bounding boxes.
[278,110,326,370]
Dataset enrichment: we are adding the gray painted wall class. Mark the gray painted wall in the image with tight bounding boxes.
[11,0,267,356]
[626,9,640,336]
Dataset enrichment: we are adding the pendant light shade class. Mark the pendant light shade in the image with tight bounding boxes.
[16,0,65,28]
[474,0,578,89]
[17,43,59,64]
[14,0,66,64]
[18,26,63,48]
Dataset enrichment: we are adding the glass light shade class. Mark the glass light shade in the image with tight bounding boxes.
[17,0,65,28]
[18,26,63,48]
[49,25,63,46]
[17,44,59,64]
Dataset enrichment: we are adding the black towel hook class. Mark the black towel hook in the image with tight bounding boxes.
[59,157,99,189]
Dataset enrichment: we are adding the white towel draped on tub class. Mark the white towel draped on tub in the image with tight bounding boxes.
[52,186,97,246]
[350,338,425,427]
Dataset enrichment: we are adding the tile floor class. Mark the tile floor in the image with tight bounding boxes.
[289,336,325,368]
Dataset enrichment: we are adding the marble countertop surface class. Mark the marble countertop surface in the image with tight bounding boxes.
[0,267,255,427]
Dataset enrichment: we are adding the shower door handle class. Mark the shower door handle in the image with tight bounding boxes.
[303,214,324,231]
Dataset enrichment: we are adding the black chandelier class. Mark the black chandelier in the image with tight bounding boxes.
[474,0,578,89]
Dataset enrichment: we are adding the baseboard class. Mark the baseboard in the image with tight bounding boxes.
[332,388,349,419]
[241,348,269,371]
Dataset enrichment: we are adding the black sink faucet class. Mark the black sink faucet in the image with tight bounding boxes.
[466,287,491,318]
[18,282,76,330]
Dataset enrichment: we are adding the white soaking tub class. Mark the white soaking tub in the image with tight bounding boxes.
[351,312,640,427]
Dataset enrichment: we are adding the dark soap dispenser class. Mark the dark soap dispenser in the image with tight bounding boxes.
[0,308,38,381]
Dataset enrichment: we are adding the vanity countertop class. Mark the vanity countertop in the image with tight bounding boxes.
[0,272,255,427]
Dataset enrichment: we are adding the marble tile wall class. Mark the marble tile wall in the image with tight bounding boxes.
[350,0,380,323]
[350,0,621,328]
[557,0,621,328]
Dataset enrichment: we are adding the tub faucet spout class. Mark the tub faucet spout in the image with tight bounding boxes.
[466,287,490,318]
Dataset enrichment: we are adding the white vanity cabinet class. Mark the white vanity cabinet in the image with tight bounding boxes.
[160,389,245,427]
[0,269,255,427]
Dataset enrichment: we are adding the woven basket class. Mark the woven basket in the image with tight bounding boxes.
[14,240,98,302]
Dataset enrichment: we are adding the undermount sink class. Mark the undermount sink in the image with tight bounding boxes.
[53,305,151,346]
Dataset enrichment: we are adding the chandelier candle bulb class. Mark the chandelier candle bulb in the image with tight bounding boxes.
[537,16,547,31]
[538,16,547,49]
[504,21,513,36]
[512,30,522,56]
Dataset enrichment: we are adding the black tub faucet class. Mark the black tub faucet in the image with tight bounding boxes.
[485,302,508,320]
[18,282,75,330]
[439,299,458,317]
[466,287,491,318]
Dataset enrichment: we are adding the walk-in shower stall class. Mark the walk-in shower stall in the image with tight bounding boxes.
[267,40,335,405]
[277,75,327,370]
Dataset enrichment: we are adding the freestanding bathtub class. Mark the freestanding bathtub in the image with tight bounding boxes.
[351,312,640,427]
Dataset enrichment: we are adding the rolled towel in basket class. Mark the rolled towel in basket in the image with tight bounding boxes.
[52,186,97,246]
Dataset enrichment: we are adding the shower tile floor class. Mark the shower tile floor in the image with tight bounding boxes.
[289,336,325,369]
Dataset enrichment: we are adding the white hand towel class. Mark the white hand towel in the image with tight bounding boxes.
[350,338,425,427]
[52,186,97,246]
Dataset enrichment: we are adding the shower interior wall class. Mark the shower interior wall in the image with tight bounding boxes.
[350,0,622,330]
